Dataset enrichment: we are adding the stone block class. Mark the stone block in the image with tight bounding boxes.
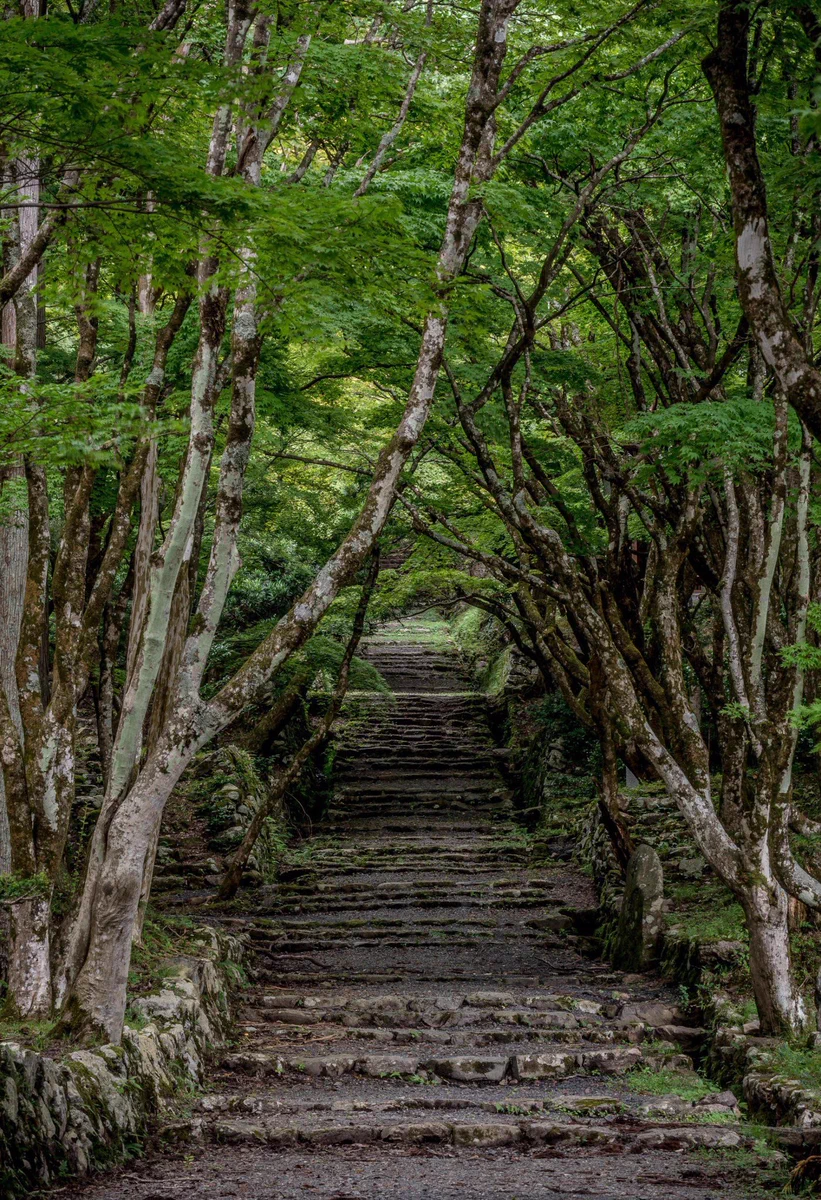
[295,1056,356,1078]
[611,844,664,971]
[426,1055,509,1082]
[452,1122,519,1147]
[513,1052,575,1079]
[465,991,516,1007]
[578,1047,643,1074]
[380,1122,450,1143]
[355,1055,419,1078]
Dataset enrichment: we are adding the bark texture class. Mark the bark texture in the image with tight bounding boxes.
[703,1,821,438]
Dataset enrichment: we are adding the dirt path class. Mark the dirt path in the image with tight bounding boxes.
[59,621,769,1199]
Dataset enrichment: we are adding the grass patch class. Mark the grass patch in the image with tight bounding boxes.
[665,879,747,943]
[627,1067,720,1103]
[0,1016,57,1050]
[770,1043,821,1092]
[693,1139,787,1195]
[683,1110,739,1125]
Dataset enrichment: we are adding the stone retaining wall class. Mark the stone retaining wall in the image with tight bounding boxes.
[0,925,245,1197]
[704,997,821,1135]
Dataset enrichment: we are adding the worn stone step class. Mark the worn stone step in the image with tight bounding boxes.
[239,1027,649,1051]
[220,1044,690,1083]
[195,1085,733,1122]
[195,1110,744,1153]
[251,915,572,933]
[239,1023,653,1051]
[278,877,559,894]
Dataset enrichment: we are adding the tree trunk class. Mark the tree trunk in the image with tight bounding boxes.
[589,657,634,874]
[702,1,821,440]
[132,548,199,944]
[742,880,806,1035]
[59,761,176,1039]
[125,441,160,689]
[244,676,307,755]
[97,570,132,789]
[5,895,51,1018]
[0,465,27,874]
[0,142,40,874]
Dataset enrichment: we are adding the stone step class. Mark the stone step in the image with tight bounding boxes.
[195,1111,742,1153]
[239,1026,646,1050]
[276,878,559,895]
[250,921,563,938]
[303,843,524,856]
[220,1044,690,1083]
[277,865,535,879]
[238,991,690,1032]
[316,824,511,838]
[195,1085,734,1122]
[254,937,567,954]
[255,971,612,987]
[268,892,560,910]
[268,898,558,915]
[322,803,510,819]
[334,763,498,778]
[263,888,543,901]
[250,913,573,930]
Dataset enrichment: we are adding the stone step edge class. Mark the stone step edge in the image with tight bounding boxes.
[168,1116,744,1153]
[220,1047,692,1082]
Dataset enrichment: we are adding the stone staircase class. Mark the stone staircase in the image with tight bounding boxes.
[60,619,768,1198]
[176,620,753,1195]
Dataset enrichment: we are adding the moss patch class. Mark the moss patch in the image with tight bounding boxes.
[128,914,202,997]
[627,1067,720,1103]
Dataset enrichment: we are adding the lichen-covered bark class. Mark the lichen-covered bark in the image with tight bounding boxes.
[703,0,821,439]
[6,895,51,1018]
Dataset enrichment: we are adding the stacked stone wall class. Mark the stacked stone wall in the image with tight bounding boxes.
[0,926,245,1196]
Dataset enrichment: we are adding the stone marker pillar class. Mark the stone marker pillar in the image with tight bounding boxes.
[611,844,664,971]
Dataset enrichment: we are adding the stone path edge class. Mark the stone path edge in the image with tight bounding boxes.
[0,924,246,1197]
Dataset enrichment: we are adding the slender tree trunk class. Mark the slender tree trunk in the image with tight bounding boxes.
[0,142,40,874]
[286,139,319,183]
[125,442,160,689]
[97,565,133,788]
[596,756,634,875]
[0,103,42,997]
[353,46,427,197]
[245,675,308,755]
[703,1,821,439]
[133,500,204,944]
[58,755,177,1038]
[0,466,27,875]
[589,657,634,873]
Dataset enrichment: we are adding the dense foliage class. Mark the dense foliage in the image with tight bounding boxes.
[0,0,820,1042]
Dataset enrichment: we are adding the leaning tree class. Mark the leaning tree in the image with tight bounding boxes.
[391,0,821,1032]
